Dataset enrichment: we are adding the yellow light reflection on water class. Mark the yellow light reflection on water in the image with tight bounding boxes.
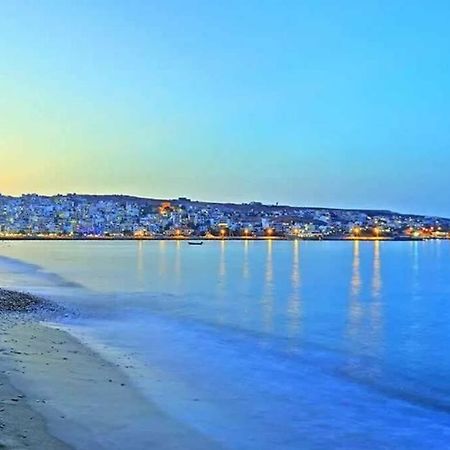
[158,240,167,277]
[371,240,382,298]
[136,240,144,287]
[368,240,383,359]
[216,239,228,323]
[288,239,302,338]
[242,239,250,280]
[174,240,182,286]
[346,241,385,373]
[262,239,274,332]
[348,240,363,341]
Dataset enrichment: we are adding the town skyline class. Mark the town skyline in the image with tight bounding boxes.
[1,192,448,240]
[0,191,448,220]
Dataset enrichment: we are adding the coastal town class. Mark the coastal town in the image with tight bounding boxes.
[0,193,448,240]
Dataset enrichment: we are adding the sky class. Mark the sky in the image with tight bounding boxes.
[1,0,450,216]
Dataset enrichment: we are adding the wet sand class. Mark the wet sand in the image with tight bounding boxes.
[0,367,69,449]
[0,291,223,449]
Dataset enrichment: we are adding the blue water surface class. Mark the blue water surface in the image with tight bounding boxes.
[0,240,449,449]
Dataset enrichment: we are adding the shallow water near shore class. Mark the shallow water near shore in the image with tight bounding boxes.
[1,240,450,449]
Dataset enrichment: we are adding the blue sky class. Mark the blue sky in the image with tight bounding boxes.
[1,0,450,215]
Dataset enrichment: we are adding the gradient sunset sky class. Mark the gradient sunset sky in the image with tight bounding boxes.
[1,1,450,215]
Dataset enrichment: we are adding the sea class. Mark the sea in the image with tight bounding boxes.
[0,239,449,449]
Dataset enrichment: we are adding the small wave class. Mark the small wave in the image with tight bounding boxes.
[0,255,86,290]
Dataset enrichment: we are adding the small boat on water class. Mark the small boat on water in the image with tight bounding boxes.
[188,241,203,245]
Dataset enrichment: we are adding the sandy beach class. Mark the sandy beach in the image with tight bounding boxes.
[0,290,223,450]
[0,356,69,449]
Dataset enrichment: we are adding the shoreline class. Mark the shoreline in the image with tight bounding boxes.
[0,236,428,242]
[0,367,70,449]
[0,290,71,449]
[0,289,223,450]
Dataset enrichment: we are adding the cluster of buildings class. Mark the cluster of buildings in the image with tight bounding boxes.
[0,194,448,240]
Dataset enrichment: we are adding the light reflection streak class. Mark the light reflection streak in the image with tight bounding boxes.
[262,239,274,332]
[348,240,363,338]
[216,240,227,322]
[346,241,385,377]
[242,239,250,280]
[351,240,361,298]
[411,241,420,301]
[219,239,226,287]
[288,240,301,337]
[158,240,167,277]
[174,240,182,286]
[136,240,144,287]
[240,240,251,327]
[369,241,383,361]
[371,240,382,299]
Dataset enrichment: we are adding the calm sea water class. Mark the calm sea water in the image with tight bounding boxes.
[1,240,450,449]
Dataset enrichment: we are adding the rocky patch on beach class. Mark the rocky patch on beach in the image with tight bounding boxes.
[0,289,45,312]
[0,289,65,320]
